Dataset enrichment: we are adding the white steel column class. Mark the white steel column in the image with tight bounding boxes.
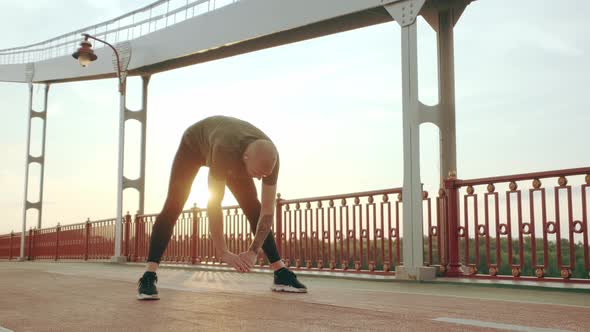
[37,84,50,229]
[386,0,436,280]
[113,74,150,262]
[421,0,470,274]
[133,75,150,215]
[138,76,150,214]
[433,6,459,187]
[111,42,133,263]
[401,22,428,275]
[20,83,34,261]
[20,63,50,260]
[113,85,127,262]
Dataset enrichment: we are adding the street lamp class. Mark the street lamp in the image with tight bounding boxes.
[72,33,128,262]
[72,33,125,93]
[71,38,96,67]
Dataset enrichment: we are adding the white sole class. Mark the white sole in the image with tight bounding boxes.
[137,293,160,300]
[271,285,308,293]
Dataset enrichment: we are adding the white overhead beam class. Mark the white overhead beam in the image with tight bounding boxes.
[1,0,402,83]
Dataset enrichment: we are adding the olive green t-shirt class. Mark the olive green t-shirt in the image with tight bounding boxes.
[182,115,279,185]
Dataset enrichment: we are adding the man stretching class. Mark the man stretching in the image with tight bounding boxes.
[137,115,307,299]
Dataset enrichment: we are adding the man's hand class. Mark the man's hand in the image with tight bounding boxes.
[238,250,258,268]
[221,250,250,273]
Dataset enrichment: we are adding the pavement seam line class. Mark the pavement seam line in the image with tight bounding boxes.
[432,317,572,332]
[346,287,590,309]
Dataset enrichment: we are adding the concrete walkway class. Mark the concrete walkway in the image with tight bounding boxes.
[1,261,589,331]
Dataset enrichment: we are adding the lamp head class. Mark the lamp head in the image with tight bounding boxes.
[72,38,97,67]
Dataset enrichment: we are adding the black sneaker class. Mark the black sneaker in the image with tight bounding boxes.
[271,268,307,293]
[137,271,160,300]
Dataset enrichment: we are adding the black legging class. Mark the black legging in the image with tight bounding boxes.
[147,138,281,264]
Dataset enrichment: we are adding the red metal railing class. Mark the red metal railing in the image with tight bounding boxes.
[55,223,85,259]
[0,218,119,261]
[444,167,590,281]
[0,232,17,260]
[275,188,403,274]
[86,218,117,259]
[0,231,32,261]
[1,167,588,282]
[130,205,269,266]
[126,188,419,274]
[424,189,446,269]
[134,209,195,264]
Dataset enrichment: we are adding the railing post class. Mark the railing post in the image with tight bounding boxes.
[84,218,91,261]
[583,175,589,275]
[55,223,61,261]
[124,212,131,259]
[28,228,34,261]
[140,215,147,261]
[444,177,463,276]
[9,231,14,260]
[191,204,198,264]
[437,188,447,271]
[275,193,283,257]
[133,212,141,262]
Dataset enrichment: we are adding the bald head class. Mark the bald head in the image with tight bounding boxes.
[243,139,278,179]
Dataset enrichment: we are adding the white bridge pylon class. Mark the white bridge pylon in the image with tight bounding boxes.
[1,0,474,279]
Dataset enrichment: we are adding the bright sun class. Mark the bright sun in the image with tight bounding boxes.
[188,187,210,208]
[186,171,210,208]
[185,168,239,209]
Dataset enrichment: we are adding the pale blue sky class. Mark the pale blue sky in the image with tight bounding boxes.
[0,0,589,235]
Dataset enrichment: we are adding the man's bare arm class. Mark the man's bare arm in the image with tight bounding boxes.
[208,174,252,272]
[248,183,277,253]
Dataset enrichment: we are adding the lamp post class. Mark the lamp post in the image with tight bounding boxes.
[72,34,126,93]
[72,34,127,262]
